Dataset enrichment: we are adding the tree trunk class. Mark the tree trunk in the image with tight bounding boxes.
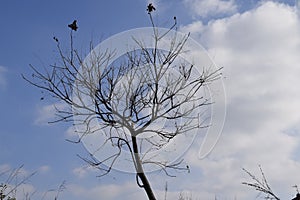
[131,136,157,200]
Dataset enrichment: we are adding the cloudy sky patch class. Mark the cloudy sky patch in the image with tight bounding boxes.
[180,1,300,199]
[184,0,238,18]
[1,1,300,200]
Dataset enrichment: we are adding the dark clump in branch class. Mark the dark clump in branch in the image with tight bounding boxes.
[147,3,156,13]
[68,20,78,31]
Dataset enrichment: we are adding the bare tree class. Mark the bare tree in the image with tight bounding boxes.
[23,5,222,200]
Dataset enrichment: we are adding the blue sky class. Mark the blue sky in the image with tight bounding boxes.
[1,0,300,199]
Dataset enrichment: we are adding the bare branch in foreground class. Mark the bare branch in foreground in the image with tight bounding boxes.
[242,166,280,200]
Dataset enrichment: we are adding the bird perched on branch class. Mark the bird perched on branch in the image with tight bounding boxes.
[68,20,78,31]
[147,3,156,13]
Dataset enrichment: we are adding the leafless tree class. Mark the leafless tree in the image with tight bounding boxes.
[23,5,222,200]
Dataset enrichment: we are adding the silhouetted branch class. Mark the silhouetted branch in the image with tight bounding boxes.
[242,166,280,200]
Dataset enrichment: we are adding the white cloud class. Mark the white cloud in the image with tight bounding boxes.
[72,167,87,179]
[72,165,99,179]
[38,165,51,173]
[180,20,205,34]
[179,1,300,199]
[34,102,69,125]
[65,126,79,141]
[184,0,238,18]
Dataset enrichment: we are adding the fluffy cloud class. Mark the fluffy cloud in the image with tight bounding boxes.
[34,102,69,125]
[72,166,100,179]
[38,165,51,173]
[179,1,300,199]
[184,0,237,18]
